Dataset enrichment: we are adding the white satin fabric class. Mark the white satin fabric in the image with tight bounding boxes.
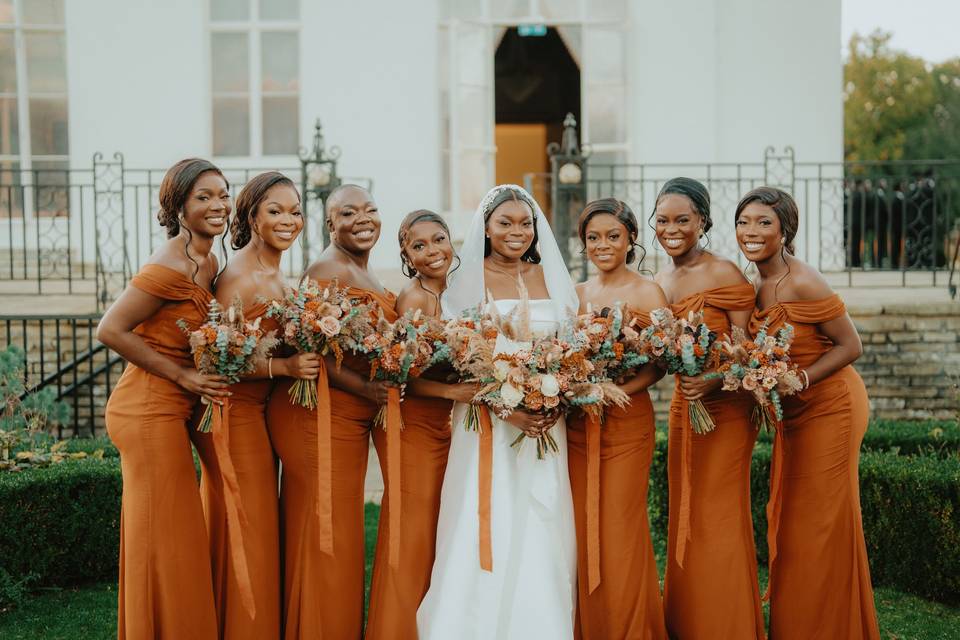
[417,298,577,639]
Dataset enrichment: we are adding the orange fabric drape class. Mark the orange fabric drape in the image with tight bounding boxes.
[385,386,403,569]
[105,264,219,639]
[750,295,880,639]
[266,281,396,639]
[365,395,453,640]
[568,392,666,640]
[663,283,765,640]
[193,301,281,639]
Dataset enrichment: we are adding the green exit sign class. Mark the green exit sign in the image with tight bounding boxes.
[518,24,547,37]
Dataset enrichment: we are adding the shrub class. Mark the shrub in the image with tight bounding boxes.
[649,435,960,604]
[0,458,122,601]
[755,419,960,455]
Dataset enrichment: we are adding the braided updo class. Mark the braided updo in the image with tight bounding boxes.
[156,158,228,238]
[230,171,298,250]
[652,177,713,234]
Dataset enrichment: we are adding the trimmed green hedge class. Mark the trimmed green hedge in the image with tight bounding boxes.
[0,458,122,607]
[649,434,960,605]
[755,419,960,455]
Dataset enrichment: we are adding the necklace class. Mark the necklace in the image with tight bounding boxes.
[485,262,527,296]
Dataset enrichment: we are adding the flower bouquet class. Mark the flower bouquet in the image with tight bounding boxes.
[179,297,278,432]
[561,304,646,418]
[360,308,452,428]
[443,307,500,432]
[644,307,722,434]
[266,278,373,409]
[716,322,804,431]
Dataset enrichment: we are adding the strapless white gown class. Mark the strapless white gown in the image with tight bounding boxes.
[417,299,577,639]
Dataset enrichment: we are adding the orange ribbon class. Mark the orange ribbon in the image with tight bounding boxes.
[763,425,785,601]
[315,359,333,557]
[386,386,403,569]
[675,397,693,569]
[477,406,494,572]
[211,398,257,620]
[586,410,602,594]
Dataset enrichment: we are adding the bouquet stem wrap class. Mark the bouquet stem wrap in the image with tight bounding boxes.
[315,359,334,557]
[386,386,403,569]
[763,425,785,601]
[477,405,494,572]
[586,410,602,594]
[211,398,256,620]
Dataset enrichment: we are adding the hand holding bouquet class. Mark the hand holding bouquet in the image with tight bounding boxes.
[644,308,722,434]
[360,308,451,427]
[266,278,373,409]
[444,307,500,431]
[716,322,803,431]
[179,297,278,432]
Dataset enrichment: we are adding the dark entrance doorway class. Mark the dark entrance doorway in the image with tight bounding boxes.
[494,27,580,216]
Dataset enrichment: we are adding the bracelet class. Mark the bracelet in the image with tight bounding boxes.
[800,369,810,390]
[268,357,274,379]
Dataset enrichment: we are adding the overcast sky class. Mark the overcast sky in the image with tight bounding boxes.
[842,0,960,62]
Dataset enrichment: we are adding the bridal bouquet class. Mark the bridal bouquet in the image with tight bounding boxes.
[484,335,570,459]
[360,308,452,428]
[716,322,804,431]
[266,278,373,409]
[179,297,278,432]
[644,307,723,434]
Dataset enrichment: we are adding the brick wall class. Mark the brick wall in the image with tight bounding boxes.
[647,302,960,422]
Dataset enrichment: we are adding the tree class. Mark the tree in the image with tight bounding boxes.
[844,31,960,162]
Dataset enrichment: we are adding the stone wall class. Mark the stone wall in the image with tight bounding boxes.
[647,302,960,423]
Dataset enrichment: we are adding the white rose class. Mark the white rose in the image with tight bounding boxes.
[500,382,524,408]
[493,359,511,382]
[540,373,560,398]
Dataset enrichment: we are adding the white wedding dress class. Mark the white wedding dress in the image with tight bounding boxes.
[417,298,577,639]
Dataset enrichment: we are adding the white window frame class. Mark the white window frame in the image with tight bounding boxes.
[0,0,69,220]
[207,0,300,159]
[0,0,69,172]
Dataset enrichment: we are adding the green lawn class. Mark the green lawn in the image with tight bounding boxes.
[1,503,957,640]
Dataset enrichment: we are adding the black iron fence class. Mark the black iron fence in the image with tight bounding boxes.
[0,154,372,309]
[2,314,121,438]
[580,149,960,290]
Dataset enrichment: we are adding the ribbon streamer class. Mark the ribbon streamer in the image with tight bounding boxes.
[211,398,257,620]
[477,406,494,572]
[763,425,785,601]
[586,411,602,593]
[386,386,403,569]
[315,359,333,556]
[675,396,693,568]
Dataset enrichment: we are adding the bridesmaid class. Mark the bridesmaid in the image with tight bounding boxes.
[653,177,765,639]
[193,171,320,639]
[98,158,231,639]
[567,198,668,640]
[365,210,478,639]
[266,184,396,639]
[736,187,880,639]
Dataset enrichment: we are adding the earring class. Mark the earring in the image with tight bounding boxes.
[781,237,785,244]
[699,230,704,238]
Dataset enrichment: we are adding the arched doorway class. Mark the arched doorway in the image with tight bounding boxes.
[494,27,580,217]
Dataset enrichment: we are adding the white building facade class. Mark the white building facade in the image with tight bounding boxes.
[0,0,841,284]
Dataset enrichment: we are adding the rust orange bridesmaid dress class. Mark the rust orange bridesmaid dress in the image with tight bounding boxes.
[266,282,396,640]
[567,310,667,640]
[192,300,281,639]
[751,294,880,639]
[104,264,218,639]
[663,284,765,640]
[365,391,453,639]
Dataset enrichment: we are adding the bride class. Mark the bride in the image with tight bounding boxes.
[417,185,579,638]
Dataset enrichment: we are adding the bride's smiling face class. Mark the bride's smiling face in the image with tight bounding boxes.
[486,200,535,261]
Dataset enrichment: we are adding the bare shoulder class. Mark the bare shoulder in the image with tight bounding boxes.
[704,255,749,288]
[783,258,834,301]
[624,272,668,310]
[144,241,194,279]
[396,281,438,316]
[214,268,261,308]
[304,254,352,284]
